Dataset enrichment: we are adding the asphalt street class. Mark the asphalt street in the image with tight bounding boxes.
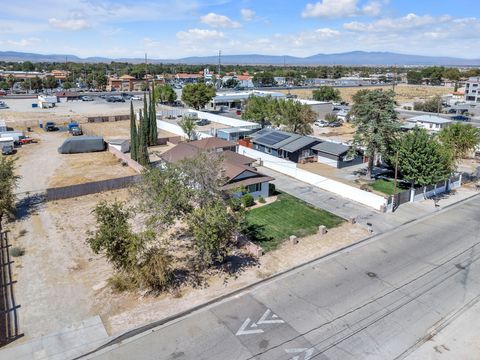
[83,195,480,360]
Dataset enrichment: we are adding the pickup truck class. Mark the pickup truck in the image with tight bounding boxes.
[45,122,57,131]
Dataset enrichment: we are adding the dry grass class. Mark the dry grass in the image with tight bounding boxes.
[279,84,454,104]
[81,121,131,139]
[48,151,137,187]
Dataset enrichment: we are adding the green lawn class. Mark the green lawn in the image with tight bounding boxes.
[245,193,344,252]
[369,179,409,195]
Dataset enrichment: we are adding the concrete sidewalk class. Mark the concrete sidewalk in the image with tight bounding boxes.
[260,166,479,234]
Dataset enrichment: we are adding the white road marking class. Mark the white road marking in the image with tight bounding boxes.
[235,309,285,336]
[285,348,314,360]
[257,309,285,325]
[235,318,265,336]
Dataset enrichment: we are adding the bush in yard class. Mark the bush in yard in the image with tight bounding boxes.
[135,247,173,291]
[268,183,276,196]
[10,247,25,257]
[242,193,255,208]
[258,196,266,204]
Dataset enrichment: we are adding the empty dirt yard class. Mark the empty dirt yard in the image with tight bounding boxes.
[279,84,454,104]
[48,151,137,188]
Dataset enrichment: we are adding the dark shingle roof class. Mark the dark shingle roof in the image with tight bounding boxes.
[312,142,350,156]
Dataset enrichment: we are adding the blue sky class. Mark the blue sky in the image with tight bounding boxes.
[0,0,479,59]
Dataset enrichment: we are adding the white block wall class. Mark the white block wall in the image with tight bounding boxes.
[238,145,387,210]
[186,110,260,129]
[156,120,212,140]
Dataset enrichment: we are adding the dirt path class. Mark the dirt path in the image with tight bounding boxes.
[15,131,67,194]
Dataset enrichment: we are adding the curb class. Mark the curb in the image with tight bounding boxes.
[77,192,480,358]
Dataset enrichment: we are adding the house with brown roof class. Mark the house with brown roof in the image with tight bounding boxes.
[160,139,273,198]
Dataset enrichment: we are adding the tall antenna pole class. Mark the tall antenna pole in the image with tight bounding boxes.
[392,64,397,92]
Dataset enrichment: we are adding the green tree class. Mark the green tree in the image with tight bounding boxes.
[21,61,35,72]
[181,83,216,110]
[395,128,452,187]
[178,115,198,141]
[154,84,177,104]
[242,95,278,127]
[224,78,239,88]
[148,84,158,146]
[87,201,141,271]
[253,72,276,87]
[43,76,57,89]
[187,198,242,268]
[350,89,400,178]
[129,101,138,161]
[312,86,341,102]
[278,100,316,135]
[95,73,107,90]
[407,71,423,85]
[137,110,150,166]
[438,122,480,162]
[413,95,442,113]
[62,81,73,90]
[0,158,20,230]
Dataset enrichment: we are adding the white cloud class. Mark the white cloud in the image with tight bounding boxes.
[176,28,225,42]
[343,13,444,32]
[240,8,255,22]
[302,0,358,18]
[6,37,41,47]
[302,0,386,18]
[200,13,240,28]
[49,17,91,31]
[362,1,382,16]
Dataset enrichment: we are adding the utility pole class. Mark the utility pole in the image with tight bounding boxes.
[217,50,222,89]
[392,64,397,93]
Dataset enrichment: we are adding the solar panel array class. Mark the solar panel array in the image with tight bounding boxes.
[258,131,290,146]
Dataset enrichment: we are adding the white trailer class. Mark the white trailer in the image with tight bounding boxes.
[0,131,23,142]
[0,120,6,132]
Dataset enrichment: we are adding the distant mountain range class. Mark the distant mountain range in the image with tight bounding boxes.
[1,50,479,66]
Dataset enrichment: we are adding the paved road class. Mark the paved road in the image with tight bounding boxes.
[83,195,480,360]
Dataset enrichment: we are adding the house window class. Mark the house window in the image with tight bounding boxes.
[265,147,271,154]
[247,183,262,193]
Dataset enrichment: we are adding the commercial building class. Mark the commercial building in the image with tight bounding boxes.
[210,90,286,110]
[465,77,480,103]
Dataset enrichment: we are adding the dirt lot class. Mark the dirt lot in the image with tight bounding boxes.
[48,151,137,187]
[12,130,136,190]
[279,84,454,104]
[81,120,178,141]
[0,98,139,129]
[313,122,356,142]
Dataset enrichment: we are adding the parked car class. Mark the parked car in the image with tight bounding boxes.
[81,95,94,101]
[131,95,142,100]
[196,119,211,126]
[19,137,37,145]
[329,121,342,127]
[106,96,125,103]
[70,127,83,136]
[1,144,13,155]
[45,122,57,131]
[452,115,470,121]
[314,120,329,127]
